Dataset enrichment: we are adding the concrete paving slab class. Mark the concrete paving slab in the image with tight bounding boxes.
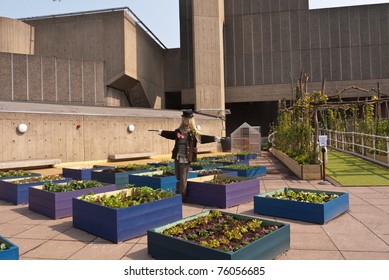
[68,242,135,260]
[327,232,389,251]
[291,232,338,251]
[21,240,88,259]
[342,251,389,260]
[279,249,345,260]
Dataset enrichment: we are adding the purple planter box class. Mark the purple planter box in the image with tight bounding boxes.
[73,189,182,243]
[236,153,257,160]
[254,187,350,224]
[0,236,19,260]
[28,183,116,219]
[0,176,70,205]
[219,166,267,177]
[62,166,113,180]
[187,175,260,208]
[147,210,290,260]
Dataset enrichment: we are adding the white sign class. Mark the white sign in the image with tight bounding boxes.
[319,135,328,147]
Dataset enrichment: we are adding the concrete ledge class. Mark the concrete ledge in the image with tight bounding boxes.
[108,152,156,161]
[0,158,61,170]
[197,147,215,154]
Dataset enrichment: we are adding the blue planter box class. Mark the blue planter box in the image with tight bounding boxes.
[216,159,250,166]
[0,176,70,205]
[91,168,149,189]
[62,166,113,180]
[147,211,290,260]
[29,183,117,219]
[148,162,174,168]
[73,189,183,243]
[219,166,267,177]
[128,171,196,191]
[191,164,223,170]
[187,175,260,208]
[236,153,257,160]
[0,236,19,260]
[254,188,350,224]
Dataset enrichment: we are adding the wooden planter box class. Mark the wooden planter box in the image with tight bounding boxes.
[29,183,117,219]
[187,175,260,208]
[0,236,19,260]
[147,211,290,260]
[218,166,267,177]
[253,187,350,224]
[128,170,196,191]
[270,148,322,180]
[91,169,149,189]
[62,166,113,180]
[0,177,70,205]
[72,189,183,243]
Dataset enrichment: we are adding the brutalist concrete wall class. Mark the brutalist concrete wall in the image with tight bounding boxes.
[0,52,106,106]
[0,17,34,55]
[223,0,389,102]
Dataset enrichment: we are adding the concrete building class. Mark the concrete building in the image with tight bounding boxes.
[0,1,388,164]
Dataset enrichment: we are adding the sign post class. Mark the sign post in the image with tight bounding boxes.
[318,135,331,185]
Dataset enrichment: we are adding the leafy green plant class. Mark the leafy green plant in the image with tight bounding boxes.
[43,180,103,193]
[79,186,175,208]
[0,243,8,251]
[205,175,251,185]
[0,170,34,178]
[267,188,339,204]
[12,175,65,184]
[221,164,259,170]
[162,211,280,252]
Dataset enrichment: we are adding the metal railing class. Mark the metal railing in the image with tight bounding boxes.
[320,129,389,167]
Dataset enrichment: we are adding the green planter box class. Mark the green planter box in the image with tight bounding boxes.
[148,211,290,260]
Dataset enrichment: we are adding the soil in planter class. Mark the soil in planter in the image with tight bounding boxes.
[11,175,65,184]
[196,169,228,176]
[102,167,146,173]
[162,211,281,252]
[152,172,175,177]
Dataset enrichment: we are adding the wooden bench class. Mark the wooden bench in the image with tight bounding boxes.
[0,158,61,170]
[108,152,156,162]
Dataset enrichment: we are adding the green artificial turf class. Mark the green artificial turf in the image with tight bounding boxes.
[326,149,389,186]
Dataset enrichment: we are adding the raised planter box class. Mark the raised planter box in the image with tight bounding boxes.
[253,187,349,224]
[91,168,149,189]
[0,176,70,205]
[190,169,238,177]
[270,148,322,180]
[29,183,117,219]
[73,189,182,243]
[128,170,196,191]
[0,236,19,260]
[236,153,257,160]
[187,175,260,208]
[148,162,174,168]
[218,166,267,177]
[62,166,113,180]
[190,163,223,170]
[147,211,290,260]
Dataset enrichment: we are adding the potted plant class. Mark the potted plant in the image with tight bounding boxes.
[187,175,260,208]
[62,165,114,180]
[73,186,182,243]
[0,236,19,260]
[218,164,266,177]
[91,164,149,189]
[254,187,349,224]
[0,170,40,180]
[147,210,290,260]
[128,166,196,191]
[0,175,69,205]
[28,180,116,219]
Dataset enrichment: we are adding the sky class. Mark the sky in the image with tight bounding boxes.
[0,0,388,49]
